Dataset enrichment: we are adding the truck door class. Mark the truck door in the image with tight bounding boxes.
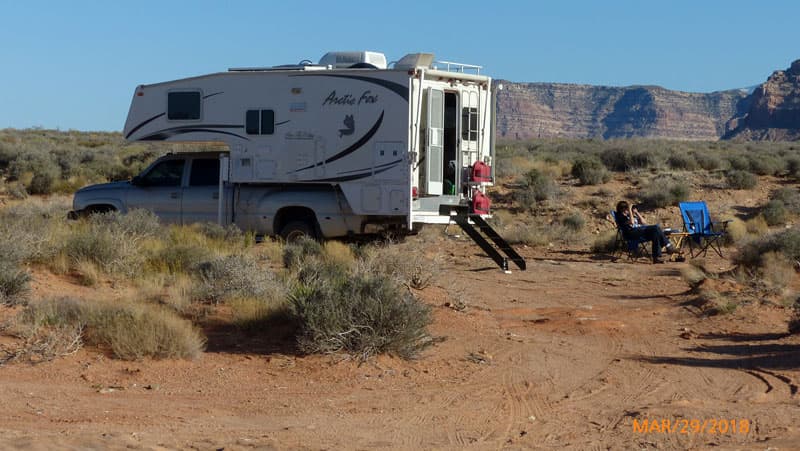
[181,157,222,225]
[425,88,444,195]
[127,158,185,224]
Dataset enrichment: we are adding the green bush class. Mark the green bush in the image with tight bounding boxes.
[639,176,690,208]
[693,152,722,171]
[600,148,657,172]
[571,156,610,185]
[762,200,788,226]
[667,153,698,170]
[514,169,558,209]
[289,260,432,360]
[726,170,757,190]
[747,154,784,176]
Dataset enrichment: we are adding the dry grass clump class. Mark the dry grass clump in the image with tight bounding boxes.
[0,260,31,305]
[359,242,441,290]
[591,229,620,254]
[7,298,205,360]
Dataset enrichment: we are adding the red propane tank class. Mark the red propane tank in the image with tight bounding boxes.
[472,189,491,215]
[471,161,492,183]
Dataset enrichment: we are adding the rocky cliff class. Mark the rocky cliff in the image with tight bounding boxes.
[496,81,751,140]
[723,60,800,141]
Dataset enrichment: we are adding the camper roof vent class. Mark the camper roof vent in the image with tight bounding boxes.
[394,53,435,71]
[318,51,387,69]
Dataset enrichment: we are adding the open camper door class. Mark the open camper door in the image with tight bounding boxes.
[426,88,444,195]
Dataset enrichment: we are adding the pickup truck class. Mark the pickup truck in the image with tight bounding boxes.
[70,152,369,240]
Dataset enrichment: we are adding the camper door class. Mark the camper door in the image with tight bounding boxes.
[426,88,444,195]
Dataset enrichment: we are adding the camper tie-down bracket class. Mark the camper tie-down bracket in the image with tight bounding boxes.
[440,205,527,272]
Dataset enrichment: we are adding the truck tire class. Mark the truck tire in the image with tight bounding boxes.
[279,220,318,242]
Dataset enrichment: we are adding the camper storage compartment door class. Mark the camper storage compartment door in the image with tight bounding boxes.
[426,88,444,195]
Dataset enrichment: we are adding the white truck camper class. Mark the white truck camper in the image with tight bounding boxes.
[121,51,525,271]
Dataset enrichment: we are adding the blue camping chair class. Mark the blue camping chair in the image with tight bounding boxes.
[610,211,649,261]
[678,201,731,258]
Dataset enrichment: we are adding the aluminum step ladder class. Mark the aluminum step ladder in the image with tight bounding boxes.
[440,205,527,272]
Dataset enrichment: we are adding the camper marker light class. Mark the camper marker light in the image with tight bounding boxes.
[412,186,418,199]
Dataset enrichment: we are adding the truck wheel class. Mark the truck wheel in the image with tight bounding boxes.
[279,220,318,242]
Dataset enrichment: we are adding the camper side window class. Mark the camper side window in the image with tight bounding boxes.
[245,109,275,135]
[168,92,201,120]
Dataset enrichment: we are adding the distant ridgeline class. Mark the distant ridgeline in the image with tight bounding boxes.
[496,59,800,141]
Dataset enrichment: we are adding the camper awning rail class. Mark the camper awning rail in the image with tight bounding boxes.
[424,69,490,83]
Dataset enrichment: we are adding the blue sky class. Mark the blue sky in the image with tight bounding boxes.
[1,0,797,131]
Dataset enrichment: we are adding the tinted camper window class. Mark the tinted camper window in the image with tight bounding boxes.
[245,109,275,135]
[168,92,201,120]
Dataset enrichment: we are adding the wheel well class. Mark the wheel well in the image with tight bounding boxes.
[274,207,318,235]
[83,204,117,215]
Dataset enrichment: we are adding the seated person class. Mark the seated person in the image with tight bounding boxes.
[615,201,675,263]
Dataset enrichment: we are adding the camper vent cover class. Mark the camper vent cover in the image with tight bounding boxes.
[318,51,387,69]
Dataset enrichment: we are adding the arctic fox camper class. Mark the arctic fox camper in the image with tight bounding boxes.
[116,51,524,270]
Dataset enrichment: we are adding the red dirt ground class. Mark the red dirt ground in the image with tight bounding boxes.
[2,237,800,450]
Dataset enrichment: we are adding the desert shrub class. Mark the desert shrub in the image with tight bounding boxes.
[771,187,800,214]
[735,228,800,270]
[600,148,657,172]
[497,221,550,246]
[591,229,619,254]
[786,157,800,178]
[192,254,285,304]
[759,252,796,293]
[195,222,245,242]
[282,236,324,270]
[360,243,441,290]
[514,168,558,209]
[747,154,783,176]
[667,153,698,171]
[0,260,31,305]
[726,155,750,171]
[322,241,356,268]
[11,298,205,360]
[762,200,788,226]
[561,212,585,232]
[571,156,610,185]
[726,170,757,190]
[693,152,722,171]
[152,243,214,274]
[229,297,292,331]
[27,169,59,195]
[289,260,432,360]
[63,210,160,276]
[639,176,690,208]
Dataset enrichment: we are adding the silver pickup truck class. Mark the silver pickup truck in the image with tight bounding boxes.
[70,152,368,240]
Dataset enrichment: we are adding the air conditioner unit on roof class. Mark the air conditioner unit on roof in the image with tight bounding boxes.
[318,51,387,69]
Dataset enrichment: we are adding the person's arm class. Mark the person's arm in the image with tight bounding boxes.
[632,206,646,225]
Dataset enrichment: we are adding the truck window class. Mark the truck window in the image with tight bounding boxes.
[141,159,185,187]
[168,92,201,120]
[189,158,220,186]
